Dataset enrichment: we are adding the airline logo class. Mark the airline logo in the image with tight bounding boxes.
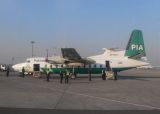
[131,44,143,50]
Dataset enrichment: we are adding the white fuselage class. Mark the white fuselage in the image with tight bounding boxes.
[12,57,52,73]
[88,49,149,70]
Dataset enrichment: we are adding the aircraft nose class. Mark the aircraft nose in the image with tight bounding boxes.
[12,65,18,71]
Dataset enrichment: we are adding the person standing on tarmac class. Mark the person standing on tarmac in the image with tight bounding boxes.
[22,67,25,78]
[88,69,92,81]
[6,66,10,77]
[102,70,106,80]
[46,68,50,82]
[114,71,117,80]
[101,70,103,80]
[60,71,64,83]
[74,72,77,79]
[65,69,70,84]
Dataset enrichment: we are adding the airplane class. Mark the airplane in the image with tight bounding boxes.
[13,29,150,79]
[45,29,150,79]
[12,57,52,74]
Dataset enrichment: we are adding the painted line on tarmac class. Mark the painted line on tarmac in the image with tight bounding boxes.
[29,83,160,110]
[65,90,160,110]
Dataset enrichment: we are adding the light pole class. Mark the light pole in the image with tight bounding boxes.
[46,49,48,59]
[11,57,14,65]
[30,41,35,57]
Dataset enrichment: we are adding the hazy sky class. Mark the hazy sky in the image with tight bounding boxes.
[0,0,160,66]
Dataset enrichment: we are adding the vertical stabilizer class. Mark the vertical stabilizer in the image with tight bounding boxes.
[125,30,146,58]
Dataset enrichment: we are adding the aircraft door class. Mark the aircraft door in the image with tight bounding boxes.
[105,61,111,71]
[33,64,40,71]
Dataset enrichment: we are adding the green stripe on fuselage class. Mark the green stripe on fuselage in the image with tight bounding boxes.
[41,68,105,74]
[41,67,135,74]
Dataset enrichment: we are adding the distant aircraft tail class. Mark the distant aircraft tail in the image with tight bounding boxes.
[61,48,81,60]
[124,30,146,59]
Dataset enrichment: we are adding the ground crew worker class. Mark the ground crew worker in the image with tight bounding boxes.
[102,70,106,80]
[101,70,103,80]
[46,68,50,82]
[65,69,70,84]
[114,71,117,80]
[74,72,77,79]
[6,66,10,77]
[88,69,92,81]
[22,67,25,78]
[60,71,64,83]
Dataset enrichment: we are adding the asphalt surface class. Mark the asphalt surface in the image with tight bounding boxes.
[0,69,160,110]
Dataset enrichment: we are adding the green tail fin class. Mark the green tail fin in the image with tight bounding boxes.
[125,30,146,58]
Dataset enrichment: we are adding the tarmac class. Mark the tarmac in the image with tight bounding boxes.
[0,69,160,111]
